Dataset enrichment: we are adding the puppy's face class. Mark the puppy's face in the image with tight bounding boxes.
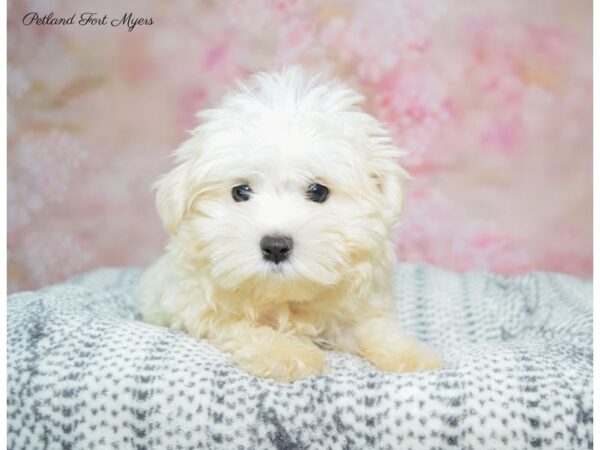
[156,69,405,298]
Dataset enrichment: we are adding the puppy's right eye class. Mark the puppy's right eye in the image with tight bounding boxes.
[232,184,253,202]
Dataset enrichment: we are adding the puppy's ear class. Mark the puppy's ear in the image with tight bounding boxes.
[154,161,195,235]
[368,143,409,227]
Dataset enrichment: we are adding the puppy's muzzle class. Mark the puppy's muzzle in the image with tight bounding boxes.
[260,235,294,264]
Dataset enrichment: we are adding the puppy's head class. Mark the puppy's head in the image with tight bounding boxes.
[156,67,406,297]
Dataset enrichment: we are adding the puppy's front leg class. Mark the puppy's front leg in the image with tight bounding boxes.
[353,316,442,372]
[209,319,327,382]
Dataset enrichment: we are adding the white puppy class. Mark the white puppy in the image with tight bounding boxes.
[137,67,442,382]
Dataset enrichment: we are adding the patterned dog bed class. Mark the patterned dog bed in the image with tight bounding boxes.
[7,264,592,449]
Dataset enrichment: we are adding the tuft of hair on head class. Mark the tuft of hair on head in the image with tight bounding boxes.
[224,65,365,115]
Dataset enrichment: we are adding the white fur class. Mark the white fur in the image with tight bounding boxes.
[137,67,441,382]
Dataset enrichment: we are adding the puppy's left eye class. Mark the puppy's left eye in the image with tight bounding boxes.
[232,184,253,202]
[306,183,329,203]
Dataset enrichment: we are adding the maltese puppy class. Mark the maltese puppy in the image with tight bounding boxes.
[137,67,442,382]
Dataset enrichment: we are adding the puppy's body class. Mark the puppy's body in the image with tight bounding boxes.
[137,68,441,381]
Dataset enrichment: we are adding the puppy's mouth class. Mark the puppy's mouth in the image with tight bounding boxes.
[264,260,290,276]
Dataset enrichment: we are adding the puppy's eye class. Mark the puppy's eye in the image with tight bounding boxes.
[306,183,329,203]
[232,184,253,202]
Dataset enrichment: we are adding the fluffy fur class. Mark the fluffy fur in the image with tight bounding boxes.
[136,67,442,382]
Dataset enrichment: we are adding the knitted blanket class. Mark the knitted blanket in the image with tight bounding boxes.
[7,264,593,450]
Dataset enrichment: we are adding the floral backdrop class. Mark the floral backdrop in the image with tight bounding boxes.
[7,0,592,292]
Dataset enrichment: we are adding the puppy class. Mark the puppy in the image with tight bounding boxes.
[136,67,442,382]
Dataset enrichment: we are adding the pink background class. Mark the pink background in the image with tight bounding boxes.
[8,0,592,293]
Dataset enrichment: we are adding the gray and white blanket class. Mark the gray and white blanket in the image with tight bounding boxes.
[7,264,593,449]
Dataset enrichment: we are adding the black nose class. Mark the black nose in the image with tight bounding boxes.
[260,235,294,264]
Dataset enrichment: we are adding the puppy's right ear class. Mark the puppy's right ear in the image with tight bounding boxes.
[154,160,195,236]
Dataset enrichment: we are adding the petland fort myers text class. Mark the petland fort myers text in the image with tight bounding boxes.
[22,12,153,32]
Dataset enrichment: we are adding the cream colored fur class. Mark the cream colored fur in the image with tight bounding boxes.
[137,67,442,382]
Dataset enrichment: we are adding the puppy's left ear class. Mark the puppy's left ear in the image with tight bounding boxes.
[368,143,409,227]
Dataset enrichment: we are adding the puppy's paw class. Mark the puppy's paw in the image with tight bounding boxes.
[233,339,327,382]
[393,344,443,372]
[363,341,443,373]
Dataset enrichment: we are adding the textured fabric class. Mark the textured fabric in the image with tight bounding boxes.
[7,264,592,450]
